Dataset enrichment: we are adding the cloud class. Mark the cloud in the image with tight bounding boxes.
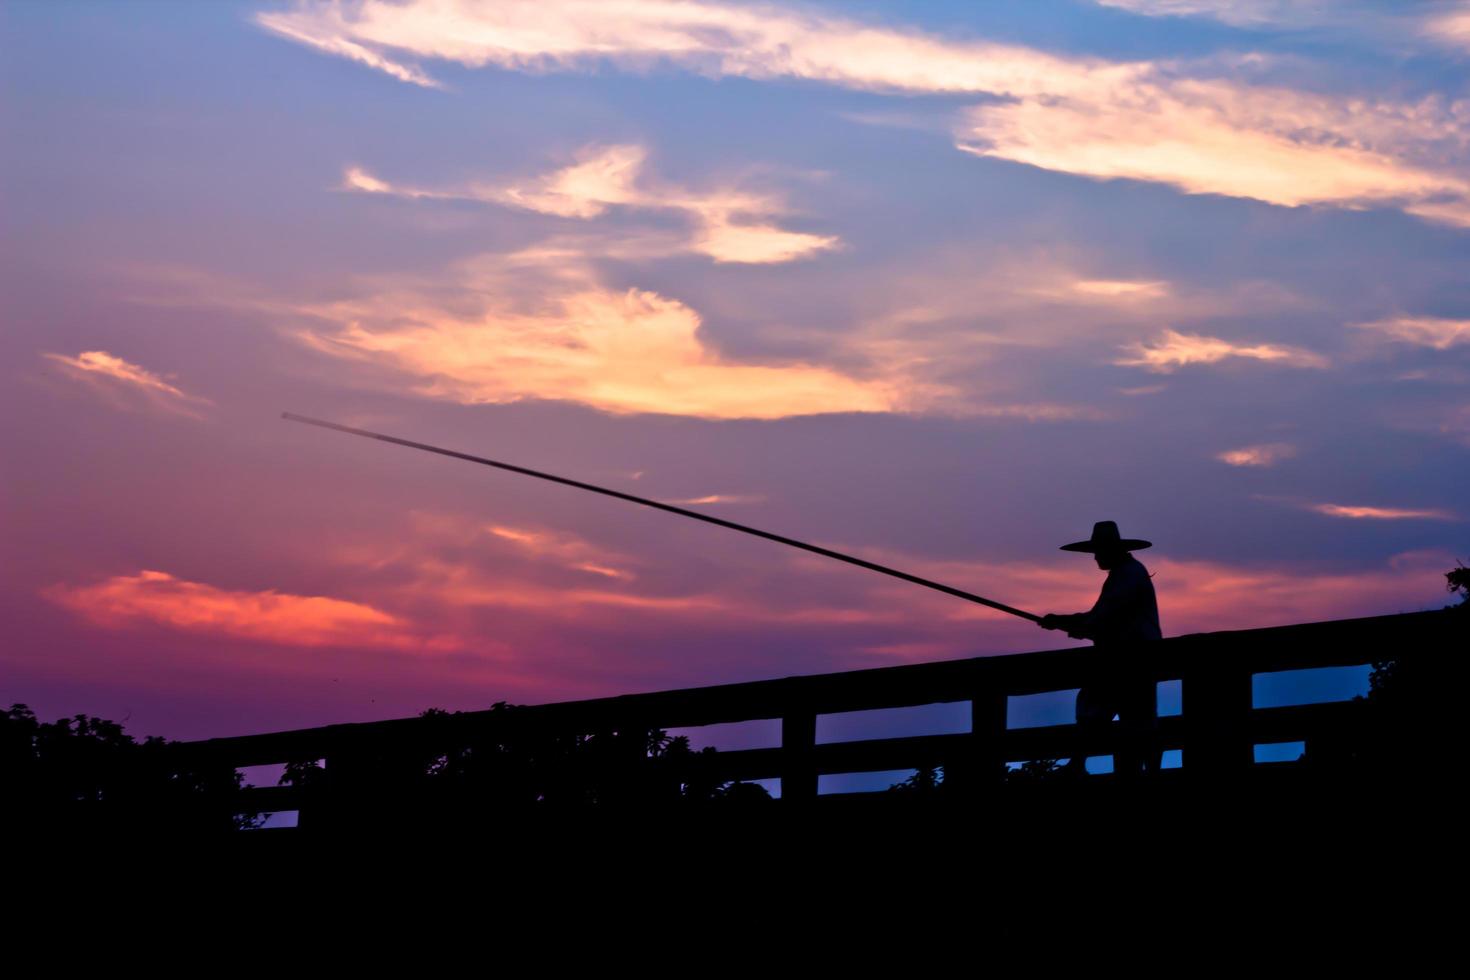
[1117,329,1328,372]
[1353,315,1470,350]
[1097,0,1470,53]
[294,251,903,419]
[42,350,212,417]
[1091,1,1349,28]
[263,1,1470,227]
[257,0,1126,97]
[969,403,1112,421]
[667,494,766,506]
[822,247,1307,415]
[1217,442,1297,467]
[1308,503,1458,521]
[45,569,451,649]
[1431,5,1470,51]
[956,78,1470,226]
[1442,404,1470,447]
[486,524,635,581]
[1069,279,1170,299]
[256,7,442,87]
[343,145,839,264]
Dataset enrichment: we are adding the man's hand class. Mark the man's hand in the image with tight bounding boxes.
[1040,613,1065,630]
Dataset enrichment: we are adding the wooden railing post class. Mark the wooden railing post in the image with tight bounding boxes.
[954,690,1007,797]
[1183,656,1253,777]
[781,711,817,803]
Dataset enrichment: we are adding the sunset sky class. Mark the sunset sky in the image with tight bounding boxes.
[3,0,1467,743]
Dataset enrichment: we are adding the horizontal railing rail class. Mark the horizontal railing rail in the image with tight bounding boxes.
[171,609,1456,826]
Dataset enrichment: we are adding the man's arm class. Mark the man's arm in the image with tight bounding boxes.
[1041,566,1143,638]
[1039,612,1095,639]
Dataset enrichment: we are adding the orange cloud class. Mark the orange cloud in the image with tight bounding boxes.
[45,570,450,649]
[342,145,839,264]
[1353,315,1470,350]
[295,253,901,419]
[43,350,211,416]
[1217,443,1296,467]
[1308,503,1457,521]
[1117,329,1328,372]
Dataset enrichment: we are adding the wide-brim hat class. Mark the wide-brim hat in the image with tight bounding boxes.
[1060,520,1152,553]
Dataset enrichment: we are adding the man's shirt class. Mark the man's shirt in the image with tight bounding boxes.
[1072,555,1162,648]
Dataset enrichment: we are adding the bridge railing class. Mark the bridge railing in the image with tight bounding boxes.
[172,609,1453,825]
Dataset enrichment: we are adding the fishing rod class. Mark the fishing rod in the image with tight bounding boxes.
[283,412,1042,623]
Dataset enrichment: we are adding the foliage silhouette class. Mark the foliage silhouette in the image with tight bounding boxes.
[889,765,945,794]
[1446,562,1469,606]
[1006,759,1066,783]
[1301,564,1464,773]
[277,704,770,824]
[1,703,261,832]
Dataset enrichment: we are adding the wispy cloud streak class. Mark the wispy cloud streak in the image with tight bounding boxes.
[1308,503,1458,521]
[342,145,839,264]
[1092,1,1354,28]
[1217,443,1297,467]
[1117,329,1327,372]
[486,524,635,581]
[43,350,212,417]
[667,494,766,506]
[1353,315,1470,350]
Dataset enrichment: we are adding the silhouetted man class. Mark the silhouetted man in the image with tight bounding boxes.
[1040,521,1162,777]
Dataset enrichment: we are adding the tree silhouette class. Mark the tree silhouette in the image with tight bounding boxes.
[2,703,261,831]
